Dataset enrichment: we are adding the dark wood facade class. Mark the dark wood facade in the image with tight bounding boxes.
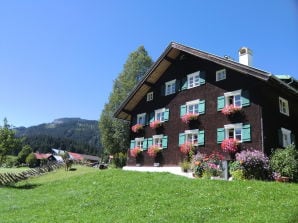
[115,43,298,167]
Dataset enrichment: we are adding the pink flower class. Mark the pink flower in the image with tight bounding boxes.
[147,145,162,157]
[180,142,194,155]
[150,120,162,129]
[181,113,199,124]
[221,138,239,153]
[131,124,143,133]
[221,105,242,116]
[130,147,142,158]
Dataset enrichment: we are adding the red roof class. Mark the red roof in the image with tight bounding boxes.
[68,152,84,161]
[34,153,52,160]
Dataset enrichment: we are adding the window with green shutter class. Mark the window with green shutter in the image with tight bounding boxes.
[179,133,185,145]
[242,124,251,142]
[198,130,205,146]
[218,90,250,111]
[162,136,168,149]
[217,128,225,144]
[217,96,225,111]
[130,140,135,149]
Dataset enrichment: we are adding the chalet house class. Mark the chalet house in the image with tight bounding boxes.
[114,42,298,167]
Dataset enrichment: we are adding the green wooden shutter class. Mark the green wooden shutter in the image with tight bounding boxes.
[164,108,170,121]
[199,71,206,85]
[242,124,251,142]
[162,136,168,149]
[180,105,186,117]
[198,130,205,146]
[149,112,155,123]
[179,133,185,145]
[181,77,188,90]
[143,139,148,150]
[241,90,250,107]
[217,96,225,111]
[198,100,205,114]
[130,140,135,149]
[217,128,225,144]
[147,138,153,148]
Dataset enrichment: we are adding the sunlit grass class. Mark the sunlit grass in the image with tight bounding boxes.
[0,166,297,223]
[0,167,29,173]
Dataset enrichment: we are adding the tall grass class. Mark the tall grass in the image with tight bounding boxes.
[0,166,297,223]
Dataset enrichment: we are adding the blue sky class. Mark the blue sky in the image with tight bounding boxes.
[0,0,297,127]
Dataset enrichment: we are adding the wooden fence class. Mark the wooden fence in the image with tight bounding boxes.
[0,163,64,186]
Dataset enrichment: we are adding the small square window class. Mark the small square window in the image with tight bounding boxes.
[135,137,144,149]
[224,123,243,142]
[187,71,200,89]
[153,135,163,147]
[185,129,199,145]
[155,108,165,122]
[147,92,153,101]
[186,99,200,114]
[165,80,176,96]
[137,113,146,125]
[281,128,291,147]
[216,69,226,81]
[279,97,289,116]
[224,90,242,107]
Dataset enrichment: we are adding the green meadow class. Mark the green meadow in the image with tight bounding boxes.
[0,166,297,223]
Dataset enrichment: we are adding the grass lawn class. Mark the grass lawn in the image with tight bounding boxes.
[0,167,29,174]
[0,165,297,223]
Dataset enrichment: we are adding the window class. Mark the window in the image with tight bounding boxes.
[180,99,205,117]
[153,135,163,147]
[217,123,251,143]
[179,129,205,146]
[147,92,153,101]
[187,71,200,89]
[225,124,243,141]
[155,108,166,122]
[224,90,242,107]
[217,89,250,111]
[137,113,146,125]
[216,69,226,81]
[135,137,144,149]
[165,79,176,96]
[279,97,289,116]
[280,128,292,147]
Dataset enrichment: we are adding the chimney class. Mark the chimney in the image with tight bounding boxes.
[238,47,253,66]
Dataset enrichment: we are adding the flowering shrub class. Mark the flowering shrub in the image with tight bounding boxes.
[150,120,162,129]
[130,147,142,158]
[131,123,143,133]
[181,113,199,124]
[221,104,242,116]
[147,145,162,158]
[235,149,270,180]
[221,138,239,153]
[179,142,194,155]
[192,152,224,177]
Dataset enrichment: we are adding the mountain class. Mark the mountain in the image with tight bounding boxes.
[15,118,101,156]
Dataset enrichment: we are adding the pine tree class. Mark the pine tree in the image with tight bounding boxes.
[99,46,153,156]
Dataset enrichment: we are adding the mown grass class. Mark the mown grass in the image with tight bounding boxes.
[0,165,297,223]
[0,167,29,173]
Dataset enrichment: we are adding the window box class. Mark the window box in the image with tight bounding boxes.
[181,113,199,124]
[130,147,142,158]
[131,123,144,133]
[149,108,169,128]
[150,120,162,129]
[220,138,239,153]
[221,104,242,116]
[180,99,205,123]
[147,145,162,158]
[179,142,195,155]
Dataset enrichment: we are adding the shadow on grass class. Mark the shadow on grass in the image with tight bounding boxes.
[69,168,77,171]
[1,183,41,190]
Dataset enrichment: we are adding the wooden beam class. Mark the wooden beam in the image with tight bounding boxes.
[144,81,154,87]
[164,56,176,63]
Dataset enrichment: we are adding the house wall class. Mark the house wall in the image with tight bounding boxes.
[128,54,267,166]
[260,83,298,154]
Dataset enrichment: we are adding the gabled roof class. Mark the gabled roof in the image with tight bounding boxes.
[114,42,297,121]
[34,153,53,160]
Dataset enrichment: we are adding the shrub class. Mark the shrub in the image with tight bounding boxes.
[26,153,38,168]
[270,144,298,182]
[231,169,245,180]
[113,152,127,168]
[180,159,191,172]
[235,149,270,180]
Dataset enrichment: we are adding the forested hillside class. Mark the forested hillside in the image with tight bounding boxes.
[15,118,101,155]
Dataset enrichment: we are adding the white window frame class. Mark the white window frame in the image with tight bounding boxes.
[187,71,200,89]
[147,92,153,101]
[186,99,200,114]
[135,137,144,149]
[281,128,291,147]
[216,69,226,81]
[165,79,176,96]
[155,108,166,122]
[185,129,199,146]
[153,135,163,147]
[224,123,243,142]
[224,90,242,107]
[137,113,146,125]
[279,97,289,116]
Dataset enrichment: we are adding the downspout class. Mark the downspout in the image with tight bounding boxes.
[260,106,265,153]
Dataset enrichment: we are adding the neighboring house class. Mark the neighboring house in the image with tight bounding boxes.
[114,42,298,167]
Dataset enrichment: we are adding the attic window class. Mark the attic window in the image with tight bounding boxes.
[279,97,289,116]
[165,79,176,96]
[147,92,153,101]
[216,69,226,81]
